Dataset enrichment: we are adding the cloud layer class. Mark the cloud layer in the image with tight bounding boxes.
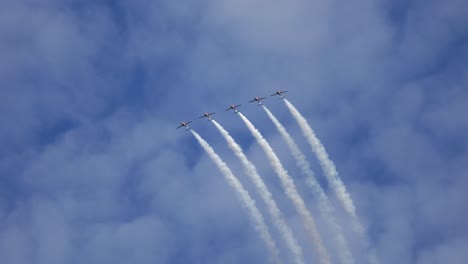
[1,0,467,263]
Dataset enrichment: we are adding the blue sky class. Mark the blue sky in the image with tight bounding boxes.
[1,0,468,263]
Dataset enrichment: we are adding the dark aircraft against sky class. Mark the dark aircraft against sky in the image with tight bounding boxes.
[225,104,242,113]
[176,121,192,130]
[199,112,216,120]
[271,90,288,98]
[249,96,267,105]
[177,90,287,130]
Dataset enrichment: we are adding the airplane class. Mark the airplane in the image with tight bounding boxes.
[225,104,242,113]
[199,112,215,120]
[176,121,192,130]
[271,90,288,98]
[249,96,267,105]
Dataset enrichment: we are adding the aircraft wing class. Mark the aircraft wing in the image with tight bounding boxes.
[176,124,183,129]
[249,99,256,102]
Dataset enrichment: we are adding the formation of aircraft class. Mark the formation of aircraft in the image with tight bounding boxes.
[177,90,289,130]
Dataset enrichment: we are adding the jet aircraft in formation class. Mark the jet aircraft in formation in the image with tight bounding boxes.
[176,121,192,130]
[271,90,288,98]
[225,104,242,113]
[199,112,215,120]
[249,97,267,105]
[177,90,288,130]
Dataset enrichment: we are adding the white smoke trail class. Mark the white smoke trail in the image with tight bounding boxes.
[211,120,304,264]
[238,113,331,264]
[190,130,282,264]
[283,99,380,264]
[263,105,354,264]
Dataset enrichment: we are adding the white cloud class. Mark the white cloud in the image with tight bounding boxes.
[1,0,468,263]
